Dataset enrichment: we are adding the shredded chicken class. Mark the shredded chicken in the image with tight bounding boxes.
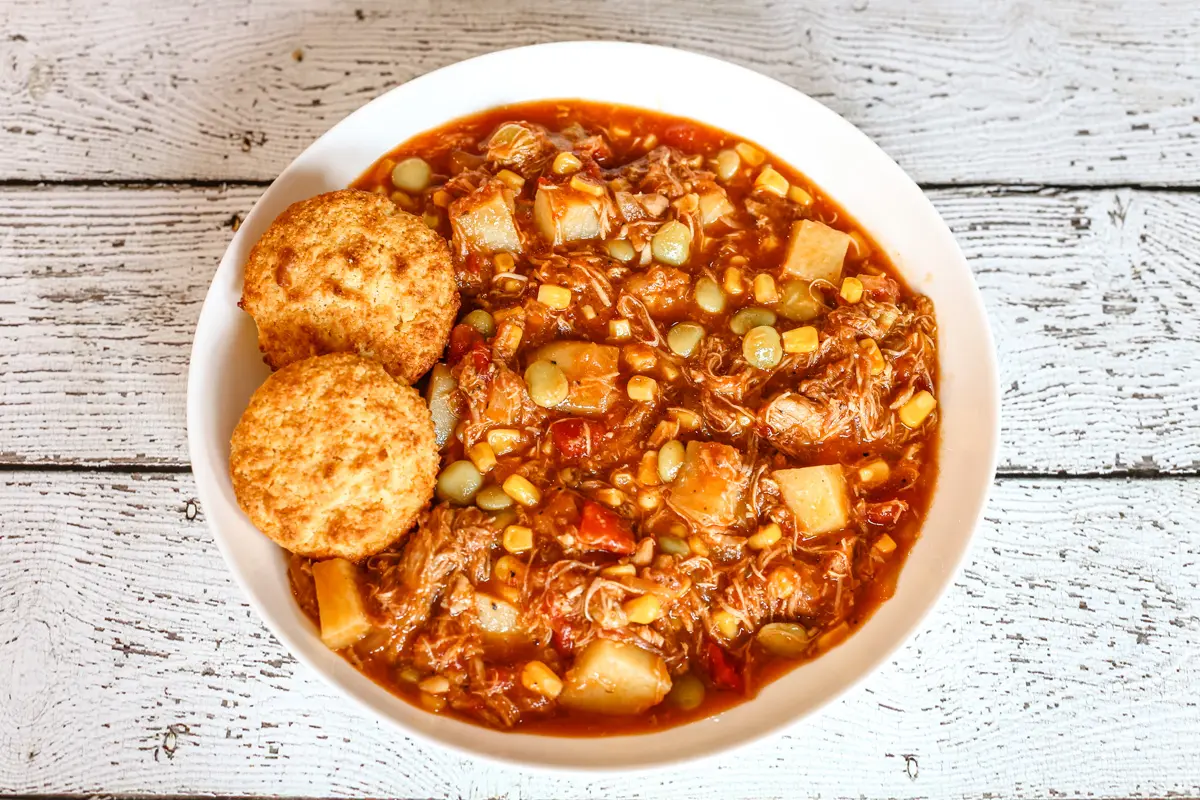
[304,107,941,732]
[367,506,497,655]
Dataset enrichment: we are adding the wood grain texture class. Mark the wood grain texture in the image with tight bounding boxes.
[2,0,1199,185]
[0,471,1197,798]
[2,184,1198,472]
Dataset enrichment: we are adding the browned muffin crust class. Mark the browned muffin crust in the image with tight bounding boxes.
[229,353,438,560]
[242,189,458,384]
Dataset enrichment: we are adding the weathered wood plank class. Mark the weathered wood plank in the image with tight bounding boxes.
[0,471,1196,797]
[1,0,1198,185]
[2,184,1198,472]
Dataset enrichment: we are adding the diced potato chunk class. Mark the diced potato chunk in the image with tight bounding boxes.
[560,639,672,715]
[424,363,458,450]
[312,559,372,650]
[668,441,750,528]
[534,183,610,245]
[450,183,522,255]
[474,592,523,636]
[774,465,850,535]
[534,341,620,416]
[781,220,851,283]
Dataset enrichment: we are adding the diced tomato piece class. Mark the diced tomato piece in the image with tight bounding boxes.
[448,323,483,365]
[865,500,907,526]
[706,641,745,693]
[858,273,900,304]
[470,343,491,372]
[551,623,579,656]
[577,500,636,555]
[551,418,605,460]
[464,252,484,277]
[662,123,698,150]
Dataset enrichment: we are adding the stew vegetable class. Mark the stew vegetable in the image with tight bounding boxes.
[289,101,938,734]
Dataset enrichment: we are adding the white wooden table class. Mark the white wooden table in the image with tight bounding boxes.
[2,0,1199,797]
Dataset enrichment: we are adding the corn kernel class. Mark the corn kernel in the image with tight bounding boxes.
[767,566,800,600]
[840,277,864,304]
[423,211,440,229]
[713,610,741,639]
[502,524,534,554]
[552,152,582,175]
[627,375,658,402]
[624,593,662,624]
[492,322,523,358]
[601,563,637,577]
[496,583,521,603]
[606,238,636,263]
[502,474,542,507]
[753,273,779,304]
[723,266,746,296]
[637,489,662,511]
[899,390,937,428]
[788,185,813,207]
[734,142,766,167]
[420,691,447,712]
[521,660,563,699]
[493,252,516,272]
[390,190,416,211]
[537,284,572,310]
[754,165,789,198]
[594,487,630,508]
[494,554,527,584]
[612,469,635,489]
[496,169,526,193]
[687,535,710,557]
[670,408,702,431]
[648,419,679,448]
[859,338,886,375]
[659,361,681,382]
[638,451,661,486]
[641,133,658,150]
[418,675,450,694]
[782,326,819,354]
[486,428,522,455]
[858,459,891,485]
[623,343,657,372]
[609,318,632,341]
[581,304,597,320]
[432,190,451,208]
[874,533,897,556]
[747,523,783,550]
[467,442,497,474]
[570,174,606,196]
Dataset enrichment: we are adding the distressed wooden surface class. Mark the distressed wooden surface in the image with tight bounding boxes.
[2,184,1198,473]
[1,472,1197,798]
[3,0,1200,797]
[1,0,1199,185]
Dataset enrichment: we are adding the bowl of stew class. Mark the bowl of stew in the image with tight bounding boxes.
[188,41,999,769]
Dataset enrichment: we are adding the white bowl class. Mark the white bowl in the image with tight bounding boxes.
[187,41,999,770]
